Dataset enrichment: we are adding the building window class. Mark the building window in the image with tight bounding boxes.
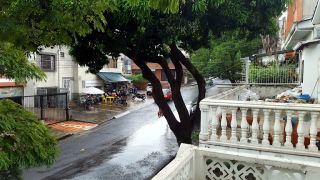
[105,58,118,68]
[40,54,55,71]
[60,52,65,57]
[63,79,71,89]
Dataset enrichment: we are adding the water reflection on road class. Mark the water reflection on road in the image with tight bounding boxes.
[71,117,177,180]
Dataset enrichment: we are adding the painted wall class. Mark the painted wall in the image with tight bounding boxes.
[29,46,75,89]
[303,0,318,19]
[301,43,320,99]
[25,46,123,99]
[285,0,303,38]
[75,65,103,93]
[155,69,161,81]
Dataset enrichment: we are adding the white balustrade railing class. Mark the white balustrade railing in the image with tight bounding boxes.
[153,144,320,180]
[200,99,320,153]
[152,144,194,180]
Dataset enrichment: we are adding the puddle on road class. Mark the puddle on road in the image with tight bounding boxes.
[108,119,175,165]
[70,117,178,180]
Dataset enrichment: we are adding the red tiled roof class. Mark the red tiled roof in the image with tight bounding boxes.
[0,78,17,87]
[131,62,186,70]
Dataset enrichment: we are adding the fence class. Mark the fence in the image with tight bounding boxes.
[0,93,70,124]
[239,57,299,85]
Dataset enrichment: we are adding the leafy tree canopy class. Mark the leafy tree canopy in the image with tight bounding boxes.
[0,100,59,179]
[70,0,288,144]
[0,42,46,83]
[191,31,262,82]
[71,0,288,72]
[0,0,289,145]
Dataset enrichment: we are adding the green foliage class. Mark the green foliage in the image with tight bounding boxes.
[126,74,148,83]
[249,63,297,83]
[191,130,200,145]
[0,99,59,179]
[191,33,262,82]
[0,43,46,83]
[0,0,116,51]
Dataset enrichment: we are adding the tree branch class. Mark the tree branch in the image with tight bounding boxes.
[131,58,180,131]
[158,58,190,124]
[170,43,206,124]
[170,49,183,88]
[158,58,175,85]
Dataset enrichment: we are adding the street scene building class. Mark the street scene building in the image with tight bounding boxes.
[154,0,320,179]
[2,0,320,180]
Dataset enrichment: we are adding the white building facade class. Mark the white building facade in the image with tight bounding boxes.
[25,46,126,100]
[283,0,320,101]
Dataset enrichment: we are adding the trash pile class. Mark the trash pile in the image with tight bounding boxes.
[266,86,315,104]
[239,89,260,101]
[239,86,316,104]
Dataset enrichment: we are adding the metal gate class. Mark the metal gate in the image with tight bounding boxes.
[0,92,70,124]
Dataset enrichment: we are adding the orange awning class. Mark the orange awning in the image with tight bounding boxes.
[0,78,16,87]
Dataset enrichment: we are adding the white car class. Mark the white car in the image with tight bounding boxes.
[146,83,152,95]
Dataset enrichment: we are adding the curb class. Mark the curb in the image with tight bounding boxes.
[111,100,154,119]
[57,133,74,141]
[112,110,131,119]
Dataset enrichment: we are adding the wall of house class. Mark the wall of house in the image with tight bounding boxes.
[75,66,103,95]
[101,56,123,73]
[24,46,77,101]
[25,46,107,100]
[303,0,318,19]
[301,43,320,100]
[155,69,161,81]
[285,0,303,38]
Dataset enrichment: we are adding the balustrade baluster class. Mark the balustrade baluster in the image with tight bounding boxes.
[230,108,238,143]
[262,109,271,146]
[296,111,306,150]
[220,107,228,142]
[273,110,282,147]
[284,111,293,148]
[210,106,218,141]
[199,105,209,141]
[240,108,248,144]
[251,109,259,144]
[309,112,319,151]
[207,106,213,137]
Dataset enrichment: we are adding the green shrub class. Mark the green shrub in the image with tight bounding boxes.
[249,64,296,83]
[0,99,59,179]
[191,130,200,145]
[126,73,147,83]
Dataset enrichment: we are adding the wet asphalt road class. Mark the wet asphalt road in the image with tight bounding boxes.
[23,85,200,180]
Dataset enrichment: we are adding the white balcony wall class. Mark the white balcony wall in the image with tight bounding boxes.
[303,0,319,20]
[199,86,320,166]
[153,144,320,180]
[301,43,320,100]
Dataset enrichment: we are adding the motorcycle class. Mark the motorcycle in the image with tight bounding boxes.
[131,92,146,101]
[114,94,128,106]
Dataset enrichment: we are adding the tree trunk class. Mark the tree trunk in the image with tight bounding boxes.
[129,43,205,145]
[170,43,206,127]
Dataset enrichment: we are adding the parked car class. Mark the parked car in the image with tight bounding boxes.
[162,89,172,101]
[146,83,152,95]
[211,78,232,87]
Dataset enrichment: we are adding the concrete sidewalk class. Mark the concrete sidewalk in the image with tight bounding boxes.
[48,96,154,140]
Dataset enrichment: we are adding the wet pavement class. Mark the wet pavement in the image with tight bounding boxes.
[23,85,217,180]
[70,119,176,180]
[69,96,154,124]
